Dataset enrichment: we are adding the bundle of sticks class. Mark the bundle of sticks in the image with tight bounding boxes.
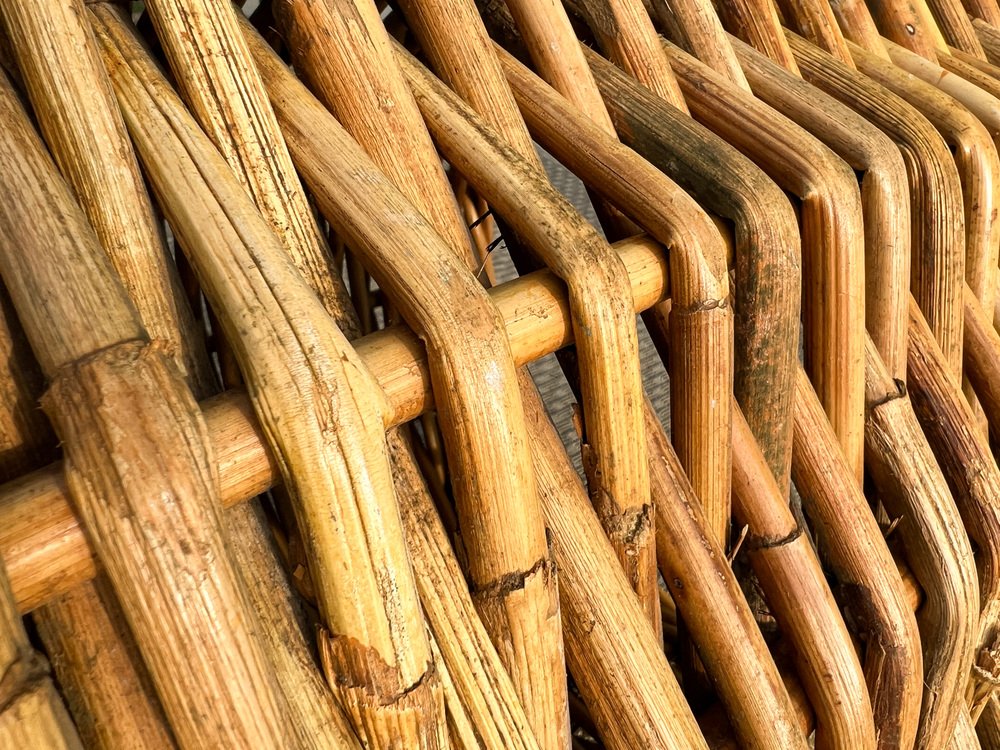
[4,0,1000,747]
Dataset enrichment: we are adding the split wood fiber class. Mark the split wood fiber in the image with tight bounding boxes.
[0,69,293,748]
[94,12,446,747]
[0,3,211,744]
[264,5,569,746]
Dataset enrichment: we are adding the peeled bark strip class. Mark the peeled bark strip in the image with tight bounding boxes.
[864,335,980,749]
[93,14,444,746]
[139,0,349,317]
[250,17,567,747]
[0,557,81,750]
[0,67,292,748]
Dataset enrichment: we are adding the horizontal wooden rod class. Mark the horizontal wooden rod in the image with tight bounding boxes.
[0,234,668,613]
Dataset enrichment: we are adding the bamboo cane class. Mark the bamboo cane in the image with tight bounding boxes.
[0,228,723,747]
[0,67,294,749]
[391,0,694,649]
[848,39,991,376]
[99,15,550,746]
[261,6,568,745]
[95,13,447,745]
[528,38,802,506]
[251,25,720,745]
[0,233,667,611]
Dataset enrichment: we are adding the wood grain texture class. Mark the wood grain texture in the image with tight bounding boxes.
[0,234,668,612]
[662,38,867,481]
[93,13,444,745]
[906,296,1000,720]
[0,68,292,750]
[584,44,801,503]
[644,0,752,88]
[398,47,657,645]
[733,35,910,379]
[0,556,81,750]
[247,22,568,747]
[789,31,966,383]
[731,401,875,750]
[864,334,979,750]
[140,0,349,318]
[0,0,212,394]
[791,366,922,750]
